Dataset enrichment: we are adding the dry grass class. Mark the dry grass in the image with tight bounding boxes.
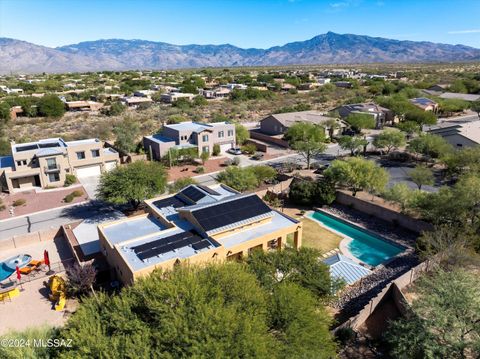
[283,206,342,254]
[300,217,343,253]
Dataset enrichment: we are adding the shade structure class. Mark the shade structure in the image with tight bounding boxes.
[15,266,21,281]
[44,250,50,267]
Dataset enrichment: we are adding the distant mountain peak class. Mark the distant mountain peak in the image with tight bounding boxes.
[1,32,479,74]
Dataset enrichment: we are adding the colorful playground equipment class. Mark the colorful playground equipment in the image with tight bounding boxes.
[0,282,20,302]
[48,275,66,311]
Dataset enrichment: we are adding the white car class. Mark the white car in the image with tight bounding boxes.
[227,147,242,155]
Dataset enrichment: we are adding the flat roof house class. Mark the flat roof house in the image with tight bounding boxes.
[333,103,394,129]
[259,111,346,138]
[0,138,119,193]
[160,92,196,103]
[98,184,303,284]
[424,120,480,148]
[143,121,236,160]
[65,101,104,112]
[409,97,438,112]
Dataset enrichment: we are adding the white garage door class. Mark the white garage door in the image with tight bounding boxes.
[220,143,233,152]
[75,165,102,178]
[104,161,117,172]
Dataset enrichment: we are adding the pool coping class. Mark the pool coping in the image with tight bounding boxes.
[306,209,411,268]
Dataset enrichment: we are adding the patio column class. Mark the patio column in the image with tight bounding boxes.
[293,226,302,250]
[277,236,283,251]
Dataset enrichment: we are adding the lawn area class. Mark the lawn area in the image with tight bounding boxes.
[285,210,343,254]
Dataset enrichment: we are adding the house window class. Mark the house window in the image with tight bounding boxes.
[218,131,224,138]
[76,151,85,160]
[46,158,57,170]
[48,172,60,182]
[16,160,27,166]
[202,146,209,153]
[202,134,209,142]
[91,149,100,158]
[227,130,234,137]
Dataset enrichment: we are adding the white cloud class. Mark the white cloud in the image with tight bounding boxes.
[448,29,480,34]
[330,1,350,8]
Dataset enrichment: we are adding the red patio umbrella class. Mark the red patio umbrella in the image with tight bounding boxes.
[44,250,50,271]
[15,266,21,281]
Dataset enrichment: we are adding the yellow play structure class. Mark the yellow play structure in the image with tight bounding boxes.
[0,284,20,302]
[48,275,66,311]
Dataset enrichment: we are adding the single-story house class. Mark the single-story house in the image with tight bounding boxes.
[333,103,394,129]
[424,120,480,148]
[259,111,347,138]
[409,97,438,112]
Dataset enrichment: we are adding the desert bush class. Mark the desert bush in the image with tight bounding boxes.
[64,174,77,187]
[194,166,205,174]
[12,199,26,207]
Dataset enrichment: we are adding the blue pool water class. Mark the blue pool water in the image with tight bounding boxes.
[0,262,15,282]
[309,211,404,266]
[0,254,32,282]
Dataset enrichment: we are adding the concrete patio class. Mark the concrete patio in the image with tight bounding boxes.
[0,235,76,335]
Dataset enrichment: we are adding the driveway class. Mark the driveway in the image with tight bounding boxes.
[78,175,100,199]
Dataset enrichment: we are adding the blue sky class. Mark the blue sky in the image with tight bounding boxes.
[1,0,479,48]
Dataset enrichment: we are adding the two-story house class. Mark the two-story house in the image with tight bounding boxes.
[143,121,236,161]
[0,138,119,193]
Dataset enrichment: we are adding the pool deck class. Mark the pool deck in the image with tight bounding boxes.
[307,209,412,269]
[0,236,75,335]
[305,210,366,267]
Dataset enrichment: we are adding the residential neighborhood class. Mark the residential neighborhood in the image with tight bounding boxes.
[1,1,480,358]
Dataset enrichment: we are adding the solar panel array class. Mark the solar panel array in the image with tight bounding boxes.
[180,186,207,202]
[192,195,271,232]
[152,195,187,209]
[133,230,211,261]
[197,185,220,196]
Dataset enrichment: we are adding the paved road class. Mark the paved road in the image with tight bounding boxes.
[0,143,438,240]
[0,201,110,240]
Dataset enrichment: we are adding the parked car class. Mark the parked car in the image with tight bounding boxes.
[227,147,242,155]
[251,152,264,161]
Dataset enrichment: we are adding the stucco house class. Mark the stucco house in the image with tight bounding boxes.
[98,183,302,284]
[143,121,236,161]
[0,138,119,193]
[424,120,480,148]
[333,103,394,129]
[259,110,346,138]
[409,97,438,112]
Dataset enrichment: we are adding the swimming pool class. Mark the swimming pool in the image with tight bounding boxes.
[0,254,32,282]
[308,211,404,266]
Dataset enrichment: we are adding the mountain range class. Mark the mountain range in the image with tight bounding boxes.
[1,32,480,74]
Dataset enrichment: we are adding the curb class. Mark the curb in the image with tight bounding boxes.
[0,200,90,223]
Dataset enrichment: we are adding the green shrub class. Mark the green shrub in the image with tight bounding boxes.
[72,190,84,197]
[12,199,26,207]
[194,166,205,174]
[212,144,221,156]
[241,143,257,155]
[64,194,75,203]
[232,157,240,166]
[0,199,5,211]
[64,174,77,187]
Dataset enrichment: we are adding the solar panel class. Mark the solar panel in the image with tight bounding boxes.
[192,195,271,232]
[197,185,220,196]
[133,230,205,261]
[152,195,186,209]
[180,186,206,202]
[192,240,211,251]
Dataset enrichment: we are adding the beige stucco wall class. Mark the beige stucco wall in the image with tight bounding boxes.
[98,212,302,286]
[3,140,119,192]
